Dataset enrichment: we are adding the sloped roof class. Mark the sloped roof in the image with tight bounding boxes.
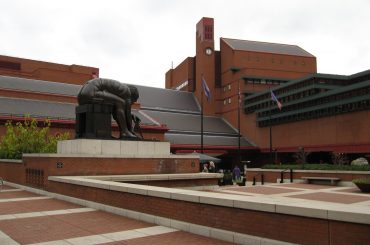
[0,75,80,96]
[142,110,236,135]
[222,38,314,57]
[135,84,199,112]
[0,96,155,125]
[0,76,200,112]
[0,96,76,119]
[166,133,254,147]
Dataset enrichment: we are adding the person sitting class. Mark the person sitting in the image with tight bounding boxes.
[78,78,139,139]
[208,161,216,173]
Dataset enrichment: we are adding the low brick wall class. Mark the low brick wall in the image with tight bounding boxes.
[0,154,200,188]
[124,179,218,188]
[46,177,370,245]
[247,168,370,184]
[0,159,24,184]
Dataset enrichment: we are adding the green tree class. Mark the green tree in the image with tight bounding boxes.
[331,152,349,165]
[0,116,69,159]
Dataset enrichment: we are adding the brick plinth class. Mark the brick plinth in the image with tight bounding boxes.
[0,155,200,188]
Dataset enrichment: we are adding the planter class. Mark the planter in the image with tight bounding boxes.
[353,178,370,193]
[354,183,370,193]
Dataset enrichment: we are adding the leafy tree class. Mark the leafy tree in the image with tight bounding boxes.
[293,147,310,165]
[0,116,69,159]
[331,152,349,165]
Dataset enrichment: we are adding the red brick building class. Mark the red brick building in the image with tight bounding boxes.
[166,17,370,164]
[1,17,369,167]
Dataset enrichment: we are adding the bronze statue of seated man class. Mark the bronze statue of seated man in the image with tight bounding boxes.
[78,78,139,139]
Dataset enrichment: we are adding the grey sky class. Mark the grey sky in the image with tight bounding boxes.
[1,0,369,88]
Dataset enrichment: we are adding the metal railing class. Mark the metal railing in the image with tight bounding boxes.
[252,173,264,185]
[280,169,293,183]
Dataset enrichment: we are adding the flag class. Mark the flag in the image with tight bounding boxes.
[270,90,282,110]
[238,83,242,104]
[202,76,211,101]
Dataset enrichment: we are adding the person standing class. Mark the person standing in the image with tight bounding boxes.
[208,161,216,173]
[233,165,241,181]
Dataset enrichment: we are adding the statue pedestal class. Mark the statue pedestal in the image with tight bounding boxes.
[75,103,113,139]
[57,139,170,157]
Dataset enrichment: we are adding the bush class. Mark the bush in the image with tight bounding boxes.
[351,157,369,166]
[0,116,69,159]
[353,178,370,185]
[352,178,370,193]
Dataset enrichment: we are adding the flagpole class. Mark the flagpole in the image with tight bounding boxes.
[269,88,273,164]
[238,79,241,165]
[201,77,204,154]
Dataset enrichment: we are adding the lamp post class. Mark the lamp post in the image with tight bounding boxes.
[238,78,241,165]
[230,67,242,165]
[269,100,273,165]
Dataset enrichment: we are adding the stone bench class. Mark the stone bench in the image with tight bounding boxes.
[301,176,341,186]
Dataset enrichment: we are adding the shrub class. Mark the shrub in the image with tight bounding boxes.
[293,147,310,165]
[352,178,370,193]
[352,178,370,185]
[351,157,369,166]
[0,116,69,159]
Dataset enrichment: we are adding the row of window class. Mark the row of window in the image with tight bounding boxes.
[223,78,287,93]
[258,99,370,127]
[223,84,368,112]
[260,86,370,117]
[245,77,341,106]
[244,78,285,85]
[204,25,213,40]
[253,88,325,116]
[243,56,307,66]
[245,88,323,114]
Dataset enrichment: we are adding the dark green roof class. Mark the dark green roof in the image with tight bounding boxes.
[257,94,370,122]
[254,80,370,114]
[244,70,370,102]
[245,83,339,109]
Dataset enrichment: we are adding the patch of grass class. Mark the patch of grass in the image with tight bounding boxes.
[262,164,370,171]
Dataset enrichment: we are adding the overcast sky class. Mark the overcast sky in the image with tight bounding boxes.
[1,0,369,88]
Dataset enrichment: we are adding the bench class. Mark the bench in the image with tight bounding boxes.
[301,176,341,186]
